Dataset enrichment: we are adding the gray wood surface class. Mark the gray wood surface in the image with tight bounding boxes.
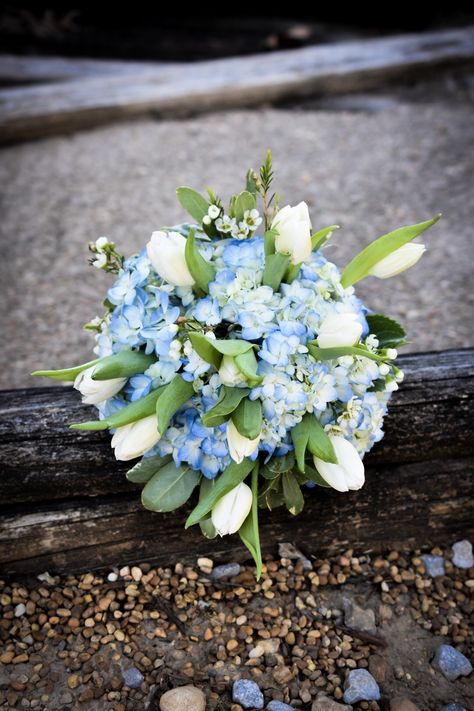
[1,26,474,143]
[0,349,473,575]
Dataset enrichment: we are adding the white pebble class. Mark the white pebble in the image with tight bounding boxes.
[14,603,26,617]
[107,572,118,582]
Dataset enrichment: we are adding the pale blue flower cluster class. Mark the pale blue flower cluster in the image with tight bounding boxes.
[93,231,396,478]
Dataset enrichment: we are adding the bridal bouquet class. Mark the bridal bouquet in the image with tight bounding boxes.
[33,151,441,578]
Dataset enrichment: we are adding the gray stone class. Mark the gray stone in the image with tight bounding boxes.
[211,562,241,580]
[311,692,352,710]
[266,702,294,711]
[122,667,144,688]
[390,697,420,711]
[159,685,206,711]
[343,597,377,633]
[278,542,312,569]
[452,539,474,569]
[343,669,380,704]
[368,654,387,683]
[431,644,473,681]
[233,679,264,709]
[442,705,467,711]
[420,554,445,577]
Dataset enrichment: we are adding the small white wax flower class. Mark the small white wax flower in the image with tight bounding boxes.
[208,204,220,219]
[202,215,212,225]
[95,236,110,251]
[368,243,426,279]
[379,363,390,376]
[313,435,365,492]
[386,348,398,360]
[211,482,253,536]
[92,253,108,269]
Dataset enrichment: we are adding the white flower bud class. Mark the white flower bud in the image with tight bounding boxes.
[378,363,390,376]
[111,414,161,461]
[146,230,195,287]
[226,420,261,463]
[313,435,365,492]
[271,201,312,265]
[73,365,126,405]
[386,348,398,360]
[218,355,248,387]
[95,236,110,251]
[92,253,108,269]
[202,215,212,225]
[368,243,426,279]
[211,482,253,536]
[208,204,220,219]
[317,313,363,349]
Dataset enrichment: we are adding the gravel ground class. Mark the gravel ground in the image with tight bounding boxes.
[0,541,472,710]
[0,71,473,389]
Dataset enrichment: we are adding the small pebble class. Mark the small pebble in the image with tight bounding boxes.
[266,702,294,711]
[442,705,467,711]
[232,679,264,710]
[211,563,241,580]
[343,597,376,633]
[390,697,420,711]
[14,603,26,617]
[420,554,445,577]
[452,539,474,569]
[159,685,206,711]
[431,644,473,681]
[343,668,381,704]
[311,692,352,710]
[107,572,118,582]
[122,667,144,689]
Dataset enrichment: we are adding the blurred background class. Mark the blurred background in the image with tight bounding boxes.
[1,6,473,388]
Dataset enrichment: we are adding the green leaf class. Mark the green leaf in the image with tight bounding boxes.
[92,351,155,380]
[234,190,257,224]
[141,462,199,512]
[263,252,290,291]
[366,314,407,348]
[176,186,210,222]
[246,168,258,194]
[126,454,173,483]
[234,349,263,386]
[70,386,166,430]
[199,478,218,539]
[308,343,387,364]
[307,416,338,463]
[32,357,102,381]
[304,463,332,488]
[340,214,442,288]
[211,339,256,357]
[311,225,340,251]
[184,227,215,294]
[291,416,310,473]
[264,226,278,256]
[284,262,303,284]
[282,470,305,515]
[231,397,262,439]
[185,457,255,528]
[201,386,250,427]
[156,374,195,435]
[188,332,222,369]
[239,462,262,580]
[264,452,295,475]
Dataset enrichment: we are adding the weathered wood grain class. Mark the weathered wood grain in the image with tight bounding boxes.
[0,349,472,575]
[1,27,474,143]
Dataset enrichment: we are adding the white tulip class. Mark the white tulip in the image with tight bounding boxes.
[146,230,195,287]
[271,201,312,265]
[218,355,248,387]
[226,420,261,463]
[73,366,126,405]
[317,313,363,349]
[368,243,426,279]
[211,482,253,536]
[313,435,365,492]
[111,415,161,461]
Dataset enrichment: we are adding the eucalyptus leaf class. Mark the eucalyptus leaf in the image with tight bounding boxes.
[308,343,387,364]
[176,186,210,222]
[211,339,256,356]
[92,350,155,380]
[141,462,199,512]
[263,252,290,291]
[188,333,222,369]
[234,190,257,224]
[234,349,263,386]
[184,227,215,294]
[239,462,262,580]
[231,397,262,439]
[70,386,166,430]
[201,386,250,427]
[126,454,173,483]
[311,224,340,251]
[156,374,195,436]
[282,471,305,515]
[340,213,442,287]
[307,416,338,464]
[366,314,407,348]
[291,415,310,473]
[265,451,295,474]
[185,457,255,528]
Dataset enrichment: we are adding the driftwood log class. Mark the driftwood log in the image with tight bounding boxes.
[1,26,474,144]
[0,348,473,576]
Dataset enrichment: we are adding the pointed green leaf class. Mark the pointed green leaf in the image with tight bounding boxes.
[176,186,210,222]
[311,225,340,251]
[185,457,255,528]
[231,397,262,439]
[291,415,311,473]
[284,262,303,284]
[263,252,290,291]
[70,386,166,430]
[201,386,250,427]
[199,477,218,539]
[92,350,155,380]
[304,463,332,487]
[307,415,337,463]
[239,462,262,580]
[234,190,257,224]
[282,470,305,515]
[211,339,255,357]
[126,454,173,483]
[366,314,407,348]
[141,462,199,512]
[340,213,442,288]
[234,349,263,386]
[188,332,222,369]
[264,226,278,256]
[156,374,195,436]
[32,358,102,381]
[308,343,387,364]
[184,227,215,294]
